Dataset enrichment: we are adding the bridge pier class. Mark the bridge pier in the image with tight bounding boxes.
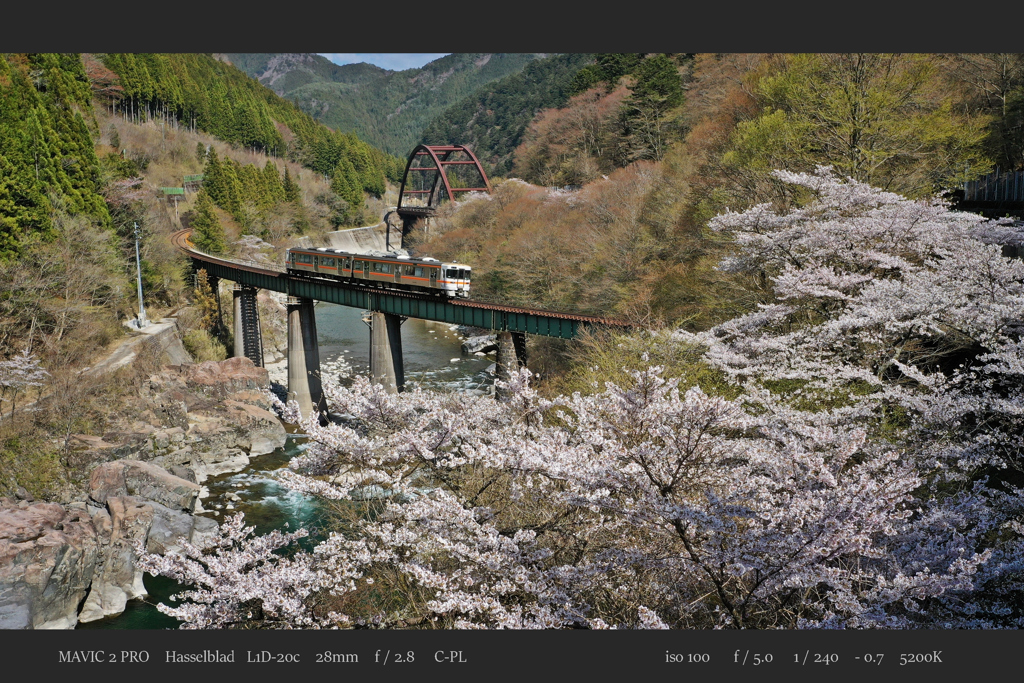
[208,274,222,323]
[287,297,325,420]
[366,312,405,393]
[398,214,428,251]
[232,284,264,367]
[495,331,527,401]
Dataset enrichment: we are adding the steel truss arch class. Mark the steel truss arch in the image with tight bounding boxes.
[396,144,492,217]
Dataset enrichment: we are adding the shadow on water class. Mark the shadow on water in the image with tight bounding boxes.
[76,573,184,630]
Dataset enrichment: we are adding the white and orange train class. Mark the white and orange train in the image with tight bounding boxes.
[286,247,471,298]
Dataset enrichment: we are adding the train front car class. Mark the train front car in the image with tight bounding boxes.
[440,262,471,298]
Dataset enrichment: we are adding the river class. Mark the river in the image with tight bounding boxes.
[77,303,496,629]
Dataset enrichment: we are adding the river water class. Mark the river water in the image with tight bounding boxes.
[77,303,496,629]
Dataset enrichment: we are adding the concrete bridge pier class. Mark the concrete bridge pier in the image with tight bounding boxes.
[366,312,405,393]
[495,331,527,401]
[206,274,226,333]
[232,284,264,367]
[399,214,430,250]
[287,296,325,420]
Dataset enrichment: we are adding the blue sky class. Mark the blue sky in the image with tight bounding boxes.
[318,54,449,71]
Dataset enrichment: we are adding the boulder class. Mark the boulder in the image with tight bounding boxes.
[189,515,219,548]
[222,399,287,456]
[0,501,99,629]
[176,357,271,398]
[134,356,285,480]
[77,496,153,623]
[193,448,250,479]
[89,460,200,512]
[145,502,195,555]
[461,334,498,355]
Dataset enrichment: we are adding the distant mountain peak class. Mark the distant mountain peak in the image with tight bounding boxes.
[225,53,548,156]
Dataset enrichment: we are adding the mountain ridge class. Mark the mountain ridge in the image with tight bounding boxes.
[224,53,547,156]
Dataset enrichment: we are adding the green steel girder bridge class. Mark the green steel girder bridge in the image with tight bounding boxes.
[172,229,630,416]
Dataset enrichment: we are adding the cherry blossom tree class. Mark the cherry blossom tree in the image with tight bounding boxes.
[0,349,48,418]
[676,167,1024,626]
[133,513,357,629]
[138,168,1024,629]
[139,367,992,628]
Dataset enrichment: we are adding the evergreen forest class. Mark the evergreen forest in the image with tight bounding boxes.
[227,52,548,157]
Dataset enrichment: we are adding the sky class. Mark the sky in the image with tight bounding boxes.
[318,54,449,71]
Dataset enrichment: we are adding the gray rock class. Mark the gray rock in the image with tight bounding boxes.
[145,502,195,555]
[249,429,287,457]
[78,496,154,623]
[0,501,99,629]
[189,516,219,549]
[461,334,498,355]
[89,460,200,512]
[194,449,250,479]
[168,465,197,484]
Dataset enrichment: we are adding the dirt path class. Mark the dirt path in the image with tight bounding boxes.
[84,318,192,377]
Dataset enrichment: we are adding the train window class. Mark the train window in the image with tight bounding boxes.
[462,269,471,281]
[371,262,380,272]
[297,253,313,264]
[414,267,424,278]
[322,257,335,267]
[354,260,363,272]
[446,269,460,279]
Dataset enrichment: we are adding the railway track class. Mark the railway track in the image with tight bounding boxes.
[171,229,631,328]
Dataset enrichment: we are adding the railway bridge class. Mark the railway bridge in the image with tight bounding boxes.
[171,230,629,419]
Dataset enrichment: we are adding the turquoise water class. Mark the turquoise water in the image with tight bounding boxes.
[76,435,316,630]
[77,303,495,629]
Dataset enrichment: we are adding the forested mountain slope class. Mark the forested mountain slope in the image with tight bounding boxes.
[416,53,1024,330]
[221,53,386,93]
[98,53,403,184]
[0,51,404,369]
[224,53,546,157]
[0,54,110,258]
[419,53,595,177]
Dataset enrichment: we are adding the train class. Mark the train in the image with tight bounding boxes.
[286,247,471,298]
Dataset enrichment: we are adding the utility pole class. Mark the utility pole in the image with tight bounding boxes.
[134,222,149,328]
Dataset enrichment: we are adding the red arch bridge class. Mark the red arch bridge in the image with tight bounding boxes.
[390,144,493,249]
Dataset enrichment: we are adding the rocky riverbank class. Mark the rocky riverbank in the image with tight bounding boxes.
[0,354,286,629]
[0,305,507,629]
